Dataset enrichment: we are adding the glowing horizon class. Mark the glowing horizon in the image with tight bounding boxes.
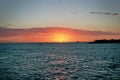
[0,27,120,43]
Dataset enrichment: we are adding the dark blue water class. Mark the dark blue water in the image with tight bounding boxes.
[0,43,120,80]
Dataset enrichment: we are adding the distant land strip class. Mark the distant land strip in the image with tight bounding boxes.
[90,39,120,43]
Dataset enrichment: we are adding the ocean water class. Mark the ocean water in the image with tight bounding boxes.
[0,43,120,80]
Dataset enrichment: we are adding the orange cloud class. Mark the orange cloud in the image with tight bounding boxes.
[0,27,120,42]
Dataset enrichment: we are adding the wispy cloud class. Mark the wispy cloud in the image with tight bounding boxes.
[72,12,79,14]
[90,12,119,16]
[0,26,8,29]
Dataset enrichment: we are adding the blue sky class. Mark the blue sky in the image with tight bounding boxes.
[0,0,120,32]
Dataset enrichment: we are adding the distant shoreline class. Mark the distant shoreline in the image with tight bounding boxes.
[89,39,120,44]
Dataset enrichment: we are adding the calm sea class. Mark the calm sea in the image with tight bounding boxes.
[0,43,120,80]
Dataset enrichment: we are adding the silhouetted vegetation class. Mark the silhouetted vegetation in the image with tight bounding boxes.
[90,39,120,43]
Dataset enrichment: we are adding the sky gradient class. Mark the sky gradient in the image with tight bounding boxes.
[0,0,120,42]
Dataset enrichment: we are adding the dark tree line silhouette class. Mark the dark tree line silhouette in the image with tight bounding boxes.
[90,39,120,43]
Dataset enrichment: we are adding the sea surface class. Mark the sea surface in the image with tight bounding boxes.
[0,43,120,80]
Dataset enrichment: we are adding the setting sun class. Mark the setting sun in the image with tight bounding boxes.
[52,33,70,42]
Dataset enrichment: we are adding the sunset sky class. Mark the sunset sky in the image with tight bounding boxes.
[0,0,120,42]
